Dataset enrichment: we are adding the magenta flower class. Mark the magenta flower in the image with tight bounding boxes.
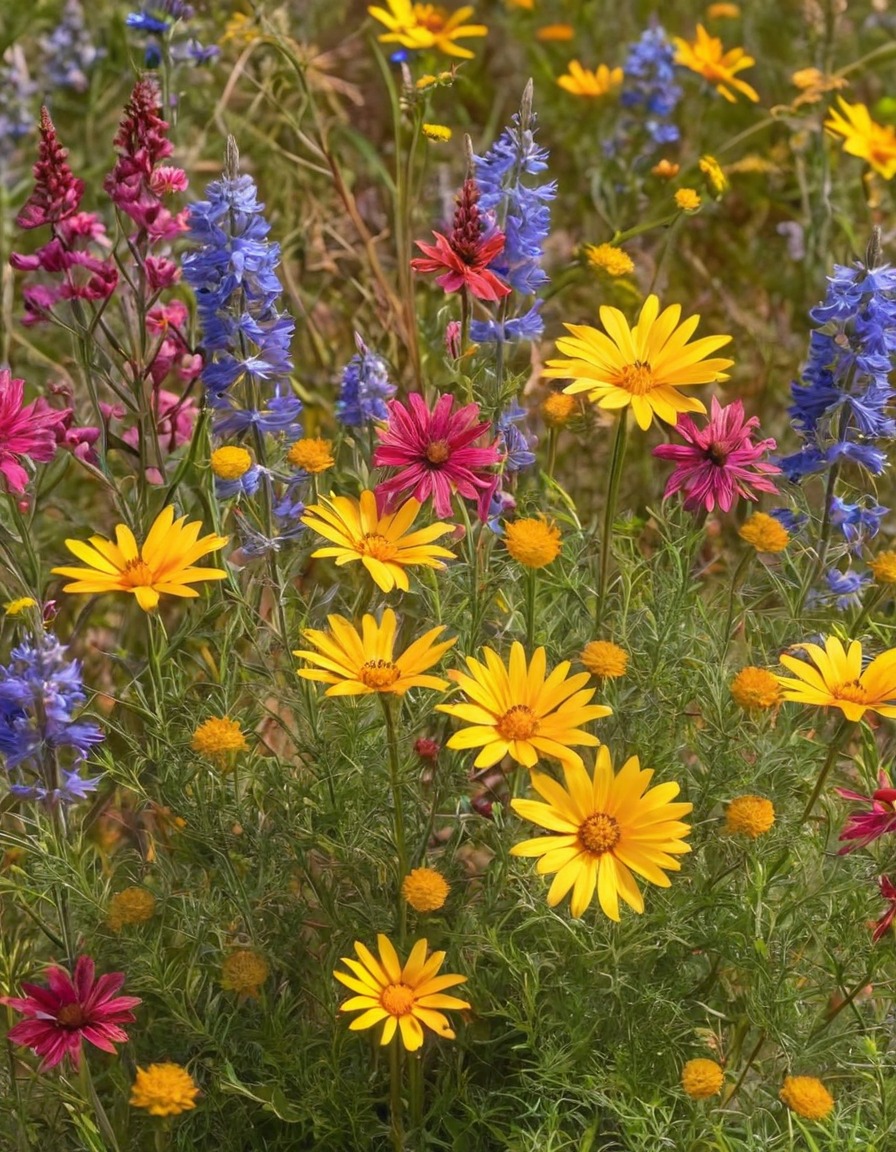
[836,770,896,854]
[1,956,140,1071]
[16,107,85,231]
[873,876,896,942]
[652,397,780,512]
[373,392,502,518]
[0,370,69,493]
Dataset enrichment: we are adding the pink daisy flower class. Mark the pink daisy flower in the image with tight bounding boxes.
[872,876,896,942]
[836,770,896,853]
[373,392,502,518]
[1,955,141,1071]
[0,369,69,493]
[652,397,780,512]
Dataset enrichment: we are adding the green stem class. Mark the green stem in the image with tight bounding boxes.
[801,717,855,824]
[723,1031,765,1108]
[596,414,628,631]
[381,697,408,941]
[78,1058,122,1152]
[408,1051,423,1135]
[525,566,537,652]
[722,552,754,657]
[851,584,884,636]
[389,1038,404,1152]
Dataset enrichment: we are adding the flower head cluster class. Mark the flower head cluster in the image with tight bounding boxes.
[779,258,896,591]
[472,88,556,340]
[614,26,681,155]
[130,1063,199,1116]
[337,333,396,427]
[40,0,104,93]
[411,177,511,303]
[0,631,103,804]
[11,109,118,322]
[779,1075,834,1121]
[681,1058,724,1099]
[653,397,780,512]
[126,1,218,69]
[373,392,501,519]
[1,956,140,1071]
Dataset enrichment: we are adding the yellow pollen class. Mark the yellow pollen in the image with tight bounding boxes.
[831,680,868,705]
[359,659,402,689]
[425,439,451,464]
[496,704,538,741]
[120,558,155,587]
[380,982,415,1016]
[579,812,620,854]
[616,360,656,396]
[358,533,398,562]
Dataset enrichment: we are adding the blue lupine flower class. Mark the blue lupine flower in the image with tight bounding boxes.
[125,10,171,33]
[829,496,888,551]
[497,401,537,473]
[215,464,264,500]
[471,303,544,345]
[0,48,37,176]
[0,633,103,803]
[615,25,681,155]
[336,333,396,426]
[824,567,872,609]
[40,0,104,93]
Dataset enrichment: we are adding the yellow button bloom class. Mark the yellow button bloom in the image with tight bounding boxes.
[130,1063,199,1116]
[780,1075,834,1121]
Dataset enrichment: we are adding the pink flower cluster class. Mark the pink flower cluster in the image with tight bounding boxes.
[0,369,96,493]
[11,109,118,324]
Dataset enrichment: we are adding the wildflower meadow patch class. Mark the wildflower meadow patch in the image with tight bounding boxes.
[3,2,896,1150]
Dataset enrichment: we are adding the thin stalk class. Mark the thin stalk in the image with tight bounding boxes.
[525,566,537,652]
[380,696,409,941]
[812,970,875,1036]
[723,1031,765,1108]
[596,414,628,631]
[801,717,855,823]
[77,1058,122,1152]
[722,551,754,657]
[407,1049,424,1135]
[389,1038,404,1152]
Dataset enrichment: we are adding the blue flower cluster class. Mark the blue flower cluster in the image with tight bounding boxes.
[472,91,556,343]
[336,333,396,426]
[0,48,37,177]
[184,153,307,553]
[126,0,218,68]
[0,633,103,804]
[611,26,681,159]
[779,258,896,603]
[40,0,104,93]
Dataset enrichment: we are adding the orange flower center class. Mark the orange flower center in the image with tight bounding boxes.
[413,4,448,32]
[120,558,155,587]
[358,533,398,562]
[380,982,415,1016]
[57,1003,87,1028]
[496,704,538,741]
[425,440,451,465]
[617,360,656,396]
[579,812,620,854]
[832,679,869,705]
[359,660,401,689]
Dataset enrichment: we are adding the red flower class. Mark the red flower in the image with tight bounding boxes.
[836,770,896,853]
[0,370,69,493]
[652,397,780,512]
[872,876,896,942]
[374,392,501,518]
[411,178,511,302]
[1,956,141,1071]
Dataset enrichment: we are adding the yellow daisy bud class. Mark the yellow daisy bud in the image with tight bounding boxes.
[192,717,249,764]
[869,550,896,585]
[287,437,335,474]
[738,513,789,554]
[779,1075,834,1121]
[675,188,702,211]
[681,1058,724,1099]
[130,1062,199,1116]
[422,123,452,142]
[221,950,269,998]
[540,392,577,428]
[211,446,252,480]
[725,795,775,837]
[730,667,782,710]
[107,887,157,931]
[585,243,635,277]
[504,518,561,569]
[652,159,680,179]
[580,640,629,680]
[402,867,450,912]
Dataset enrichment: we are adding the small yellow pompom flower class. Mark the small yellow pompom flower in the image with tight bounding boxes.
[706,3,740,18]
[504,518,562,569]
[287,437,335,474]
[130,1063,200,1116]
[730,667,782,710]
[192,717,249,764]
[699,154,728,195]
[780,1075,834,1121]
[738,513,789,554]
[422,123,452,142]
[675,188,702,211]
[681,1058,724,1099]
[402,867,450,912]
[221,950,269,998]
[869,550,896,585]
[4,597,37,616]
[585,243,634,277]
[211,446,253,480]
[535,23,574,41]
[540,392,577,428]
[106,887,157,931]
[580,640,629,680]
[725,795,775,838]
[652,159,680,179]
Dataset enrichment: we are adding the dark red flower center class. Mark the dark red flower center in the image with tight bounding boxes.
[425,439,451,465]
[707,441,728,466]
[56,1003,87,1029]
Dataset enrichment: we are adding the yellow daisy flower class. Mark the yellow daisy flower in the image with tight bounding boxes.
[775,636,896,722]
[294,608,455,696]
[543,294,733,431]
[436,642,611,771]
[301,491,455,593]
[367,1,487,60]
[52,506,228,613]
[672,24,759,103]
[557,62,623,98]
[824,97,896,180]
[334,934,469,1051]
[510,745,692,920]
